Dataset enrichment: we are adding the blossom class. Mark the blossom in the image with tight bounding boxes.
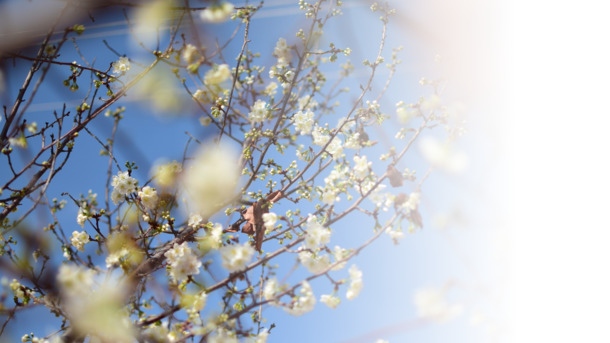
[292,110,314,135]
[138,186,159,210]
[57,264,95,295]
[204,64,231,86]
[264,82,278,96]
[219,243,255,272]
[111,171,138,204]
[76,207,88,228]
[59,272,134,342]
[10,279,25,301]
[326,137,343,158]
[396,101,416,124]
[262,212,278,231]
[320,294,341,309]
[285,281,316,316]
[353,155,371,179]
[303,215,331,250]
[164,242,201,282]
[188,213,203,228]
[385,228,405,244]
[413,287,462,322]
[70,231,90,252]
[254,329,269,343]
[153,160,182,188]
[421,94,441,111]
[321,188,338,205]
[181,143,240,218]
[263,278,281,306]
[346,264,363,300]
[298,95,318,110]
[273,38,291,67]
[298,250,331,274]
[419,136,468,173]
[332,245,349,271]
[312,125,330,146]
[200,2,234,23]
[112,56,130,74]
[182,44,199,64]
[248,99,269,123]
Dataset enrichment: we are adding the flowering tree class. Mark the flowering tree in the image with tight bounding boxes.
[0,0,468,342]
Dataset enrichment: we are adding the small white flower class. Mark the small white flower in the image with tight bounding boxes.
[111,171,138,204]
[273,38,291,67]
[182,44,199,64]
[292,110,314,135]
[312,125,330,146]
[346,264,363,300]
[263,278,281,306]
[76,207,88,228]
[112,56,130,74]
[188,213,203,228]
[164,242,201,282]
[285,281,316,316]
[353,155,371,179]
[385,228,405,244]
[138,186,159,210]
[303,215,331,250]
[204,64,231,86]
[413,286,462,322]
[326,137,343,159]
[298,250,331,274]
[200,2,234,23]
[219,243,255,272]
[70,231,90,252]
[320,294,341,309]
[262,212,278,231]
[249,99,269,123]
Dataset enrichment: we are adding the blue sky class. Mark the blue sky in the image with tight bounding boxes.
[0,0,506,342]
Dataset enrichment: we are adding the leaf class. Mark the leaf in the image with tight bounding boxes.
[387,164,404,187]
[241,190,283,251]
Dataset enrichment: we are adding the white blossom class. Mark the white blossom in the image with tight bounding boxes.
[419,136,468,173]
[292,110,314,135]
[181,143,239,217]
[320,294,341,309]
[353,155,371,179]
[312,125,330,146]
[385,228,405,244]
[138,186,159,210]
[188,213,203,228]
[76,207,88,228]
[204,64,231,86]
[249,99,269,123]
[285,281,316,316]
[263,277,281,305]
[200,2,234,23]
[111,171,138,204]
[346,264,363,300]
[413,287,462,322]
[298,250,331,274]
[219,243,255,272]
[70,231,90,252]
[112,56,130,74]
[262,212,278,231]
[304,215,331,250]
[326,137,343,159]
[273,38,291,67]
[298,95,318,110]
[182,44,199,64]
[332,245,349,271]
[164,242,201,282]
